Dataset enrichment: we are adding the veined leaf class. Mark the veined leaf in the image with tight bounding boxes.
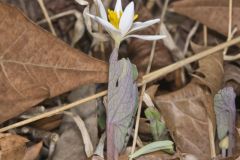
[107,48,138,159]
[129,140,174,159]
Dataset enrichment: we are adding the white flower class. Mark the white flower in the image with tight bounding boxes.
[86,0,166,45]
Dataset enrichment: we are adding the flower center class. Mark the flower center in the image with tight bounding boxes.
[107,9,138,29]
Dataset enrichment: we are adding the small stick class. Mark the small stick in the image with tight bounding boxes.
[130,0,169,157]
[208,117,216,158]
[94,0,105,60]
[1,36,240,133]
[223,0,233,56]
[37,10,80,25]
[203,25,208,47]
[224,53,240,61]
[183,21,200,55]
[37,0,57,36]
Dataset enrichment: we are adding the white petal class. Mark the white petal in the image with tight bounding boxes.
[119,2,134,36]
[128,19,160,34]
[96,0,107,20]
[114,0,123,15]
[124,34,166,40]
[86,13,120,35]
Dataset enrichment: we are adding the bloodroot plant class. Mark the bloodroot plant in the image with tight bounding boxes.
[85,0,165,159]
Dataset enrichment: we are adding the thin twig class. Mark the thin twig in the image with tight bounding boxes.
[130,0,169,157]
[37,0,57,36]
[1,36,240,133]
[224,53,240,61]
[94,1,106,60]
[208,117,216,158]
[37,10,80,25]
[225,27,238,48]
[183,21,200,55]
[222,0,240,62]
[203,25,208,46]
[223,0,233,56]
[161,24,192,73]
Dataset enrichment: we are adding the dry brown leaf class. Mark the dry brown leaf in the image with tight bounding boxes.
[155,49,223,159]
[0,133,28,160]
[172,0,240,36]
[127,7,173,77]
[0,3,108,123]
[23,142,43,160]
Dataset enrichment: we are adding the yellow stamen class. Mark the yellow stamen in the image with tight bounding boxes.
[108,9,121,29]
[134,14,138,21]
[107,9,138,29]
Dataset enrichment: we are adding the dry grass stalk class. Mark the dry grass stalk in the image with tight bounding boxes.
[37,0,57,36]
[183,21,200,55]
[223,0,240,61]
[37,10,81,25]
[208,117,216,158]
[203,25,208,46]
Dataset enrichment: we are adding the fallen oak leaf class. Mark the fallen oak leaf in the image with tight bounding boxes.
[172,0,240,36]
[156,83,214,159]
[0,3,108,123]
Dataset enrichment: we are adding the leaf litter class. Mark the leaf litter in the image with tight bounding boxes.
[0,0,240,159]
